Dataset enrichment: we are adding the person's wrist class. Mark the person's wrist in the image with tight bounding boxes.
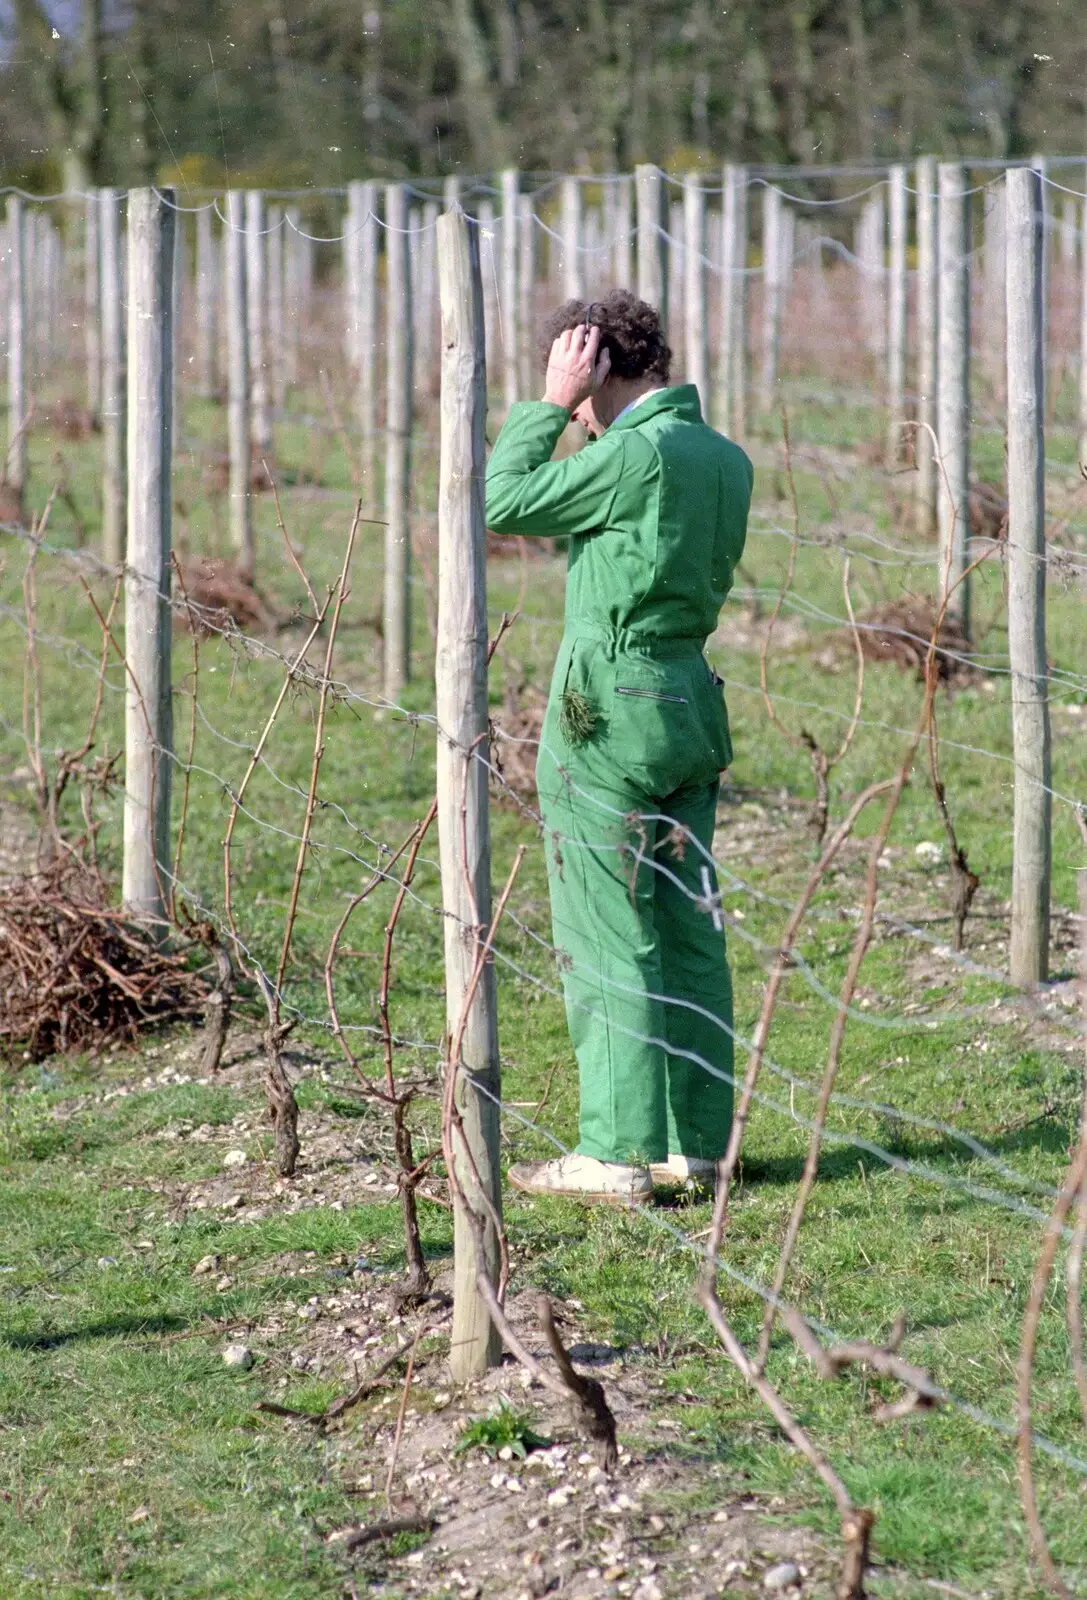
[542,391,574,412]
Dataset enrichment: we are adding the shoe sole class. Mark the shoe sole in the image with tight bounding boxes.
[649,1165,717,1191]
[507,1170,651,1206]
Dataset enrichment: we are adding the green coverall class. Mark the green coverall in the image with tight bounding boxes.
[486,385,753,1166]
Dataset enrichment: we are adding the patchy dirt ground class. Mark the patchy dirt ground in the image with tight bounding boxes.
[52,1032,935,1600]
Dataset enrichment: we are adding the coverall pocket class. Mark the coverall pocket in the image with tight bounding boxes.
[605,661,698,796]
[697,670,733,772]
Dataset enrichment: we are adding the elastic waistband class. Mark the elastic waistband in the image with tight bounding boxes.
[564,620,707,658]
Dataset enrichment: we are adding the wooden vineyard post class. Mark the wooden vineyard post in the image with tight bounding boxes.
[84,190,101,423]
[560,177,583,301]
[982,183,1006,404]
[1058,193,1079,264]
[1079,163,1087,469]
[717,163,747,440]
[245,189,271,455]
[887,165,908,463]
[683,172,708,411]
[1005,166,1052,987]
[937,161,971,638]
[344,182,364,378]
[100,188,126,566]
[758,183,783,414]
[478,198,498,374]
[195,203,217,399]
[383,182,414,702]
[4,197,27,506]
[635,165,667,326]
[517,194,536,399]
[418,199,440,397]
[355,181,379,517]
[266,204,284,414]
[857,190,886,360]
[225,191,253,579]
[122,187,175,930]
[779,203,795,316]
[668,200,684,329]
[915,155,939,536]
[500,168,520,409]
[435,208,502,1382]
[1029,154,1049,352]
[613,174,633,291]
[283,207,301,391]
[171,207,184,460]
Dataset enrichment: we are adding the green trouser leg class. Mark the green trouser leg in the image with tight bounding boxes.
[537,758,734,1166]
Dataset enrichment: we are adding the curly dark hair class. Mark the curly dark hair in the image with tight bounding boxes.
[539,290,672,384]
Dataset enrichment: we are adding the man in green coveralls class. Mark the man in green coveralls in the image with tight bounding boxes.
[485,291,753,1203]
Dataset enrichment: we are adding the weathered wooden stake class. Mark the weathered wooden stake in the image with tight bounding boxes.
[435,207,502,1381]
[887,165,908,462]
[354,182,379,517]
[122,187,175,929]
[415,200,439,397]
[170,206,184,461]
[936,161,971,636]
[195,203,217,399]
[344,182,364,377]
[85,191,101,422]
[778,202,795,317]
[478,198,498,373]
[225,191,253,578]
[283,207,302,389]
[915,155,939,536]
[1058,194,1079,264]
[100,188,126,565]
[635,165,667,325]
[517,194,536,398]
[1029,154,1049,354]
[4,198,26,500]
[683,173,708,410]
[613,174,633,290]
[245,190,271,454]
[758,184,783,414]
[383,182,413,701]
[500,168,520,409]
[857,191,885,357]
[1079,164,1087,468]
[981,182,1006,401]
[668,199,684,327]
[717,163,747,439]
[266,204,284,413]
[1005,166,1052,988]
[560,177,583,301]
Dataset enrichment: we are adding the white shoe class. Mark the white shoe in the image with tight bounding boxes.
[649,1155,718,1190]
[507,1153,653,1205]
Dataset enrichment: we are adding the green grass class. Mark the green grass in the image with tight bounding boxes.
[1,359,1085,1595]
[454,1402,551,1460]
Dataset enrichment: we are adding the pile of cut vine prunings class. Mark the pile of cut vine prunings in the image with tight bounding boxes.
[0,856,209,1063]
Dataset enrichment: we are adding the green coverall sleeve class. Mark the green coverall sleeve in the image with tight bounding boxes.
[486,401,628,538]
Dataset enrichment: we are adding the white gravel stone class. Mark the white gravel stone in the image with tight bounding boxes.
[222,1148,248,1168]
[222,1344,254,1370]
[763,1561,802,1591]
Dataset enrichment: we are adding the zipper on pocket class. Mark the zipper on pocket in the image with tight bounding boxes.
[614,686,688,704]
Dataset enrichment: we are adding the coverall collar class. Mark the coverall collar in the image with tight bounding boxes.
[607,383,703,433]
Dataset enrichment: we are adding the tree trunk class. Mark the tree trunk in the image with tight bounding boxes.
[446,0,508,170]
[14,0,106,189]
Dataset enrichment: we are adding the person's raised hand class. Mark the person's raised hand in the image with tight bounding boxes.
[543,324,611,412]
